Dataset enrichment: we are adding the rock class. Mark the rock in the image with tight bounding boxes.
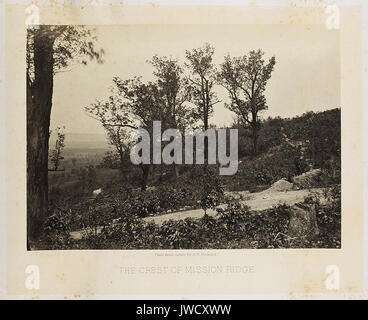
[92,188,102,196]
[268,179,293,192]
[288,204,319,238]
[88,188,103,201]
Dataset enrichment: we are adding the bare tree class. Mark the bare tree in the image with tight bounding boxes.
[217,49,276,156]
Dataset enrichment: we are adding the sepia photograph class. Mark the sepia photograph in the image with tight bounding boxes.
[2,1,366,299]
[26,24,341,251]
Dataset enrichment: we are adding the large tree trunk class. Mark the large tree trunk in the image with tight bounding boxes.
[117,149,125,177]
[27,30,55,246]
[251,119,260,157]
[140,165,150,191]
[252,129,258,156]
[172,163,180,180]
[203,108,209,168]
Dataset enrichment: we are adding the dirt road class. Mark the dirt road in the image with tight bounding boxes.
[143,188,324,225]
[70,188,324,240]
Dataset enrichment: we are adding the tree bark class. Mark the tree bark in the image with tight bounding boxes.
[173,163,180,180]
[252,128,258,156]
[140,165,150,191]
[251,119,260,156]
[27,30,55,246]
[117,148,125,177]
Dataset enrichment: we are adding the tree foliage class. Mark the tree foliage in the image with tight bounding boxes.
[26,25,104,80]
[185,43,219,130]
[49,126,66,171]
[217,49,276,155]
[148,55,192,131]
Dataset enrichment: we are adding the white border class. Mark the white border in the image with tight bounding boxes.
[0,0,7,300]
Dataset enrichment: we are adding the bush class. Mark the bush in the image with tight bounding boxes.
[313,185,341,248]
[223,143,309,192]
[159,219,203,249]
[34,179,341,250]
[98,180,208,219]
[198,167,225,214]
[34,209,73,250]
[216,201,250,236]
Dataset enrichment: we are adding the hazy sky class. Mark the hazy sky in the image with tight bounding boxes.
[51,24,340,135]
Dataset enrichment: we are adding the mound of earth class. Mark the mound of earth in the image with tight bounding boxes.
[292,169,322,189]
[266,179,293,192]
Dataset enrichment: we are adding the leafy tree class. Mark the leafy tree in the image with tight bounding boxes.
[185,43,219,130]
[148,55,193,178]
[49,126,66,171]
[217,49,276,155]
[98,151,120,169]
[113,77,166,190]
[85,85,134,173]
[26,25,103,243]
[185,44,220,162]
[87,76,165,190]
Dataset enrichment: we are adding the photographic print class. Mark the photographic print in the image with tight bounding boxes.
[26,23,341,250]
[1,1,366,298]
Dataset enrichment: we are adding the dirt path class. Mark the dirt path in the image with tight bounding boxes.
[143,188,324,225]
[70,188,324,240]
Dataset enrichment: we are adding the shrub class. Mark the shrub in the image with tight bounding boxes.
[35,209,73,250]
[33,182,341,250]
[216,201,250,236]
[159,219,203,249]
[313,185,341,248]
[198,167,224,215]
